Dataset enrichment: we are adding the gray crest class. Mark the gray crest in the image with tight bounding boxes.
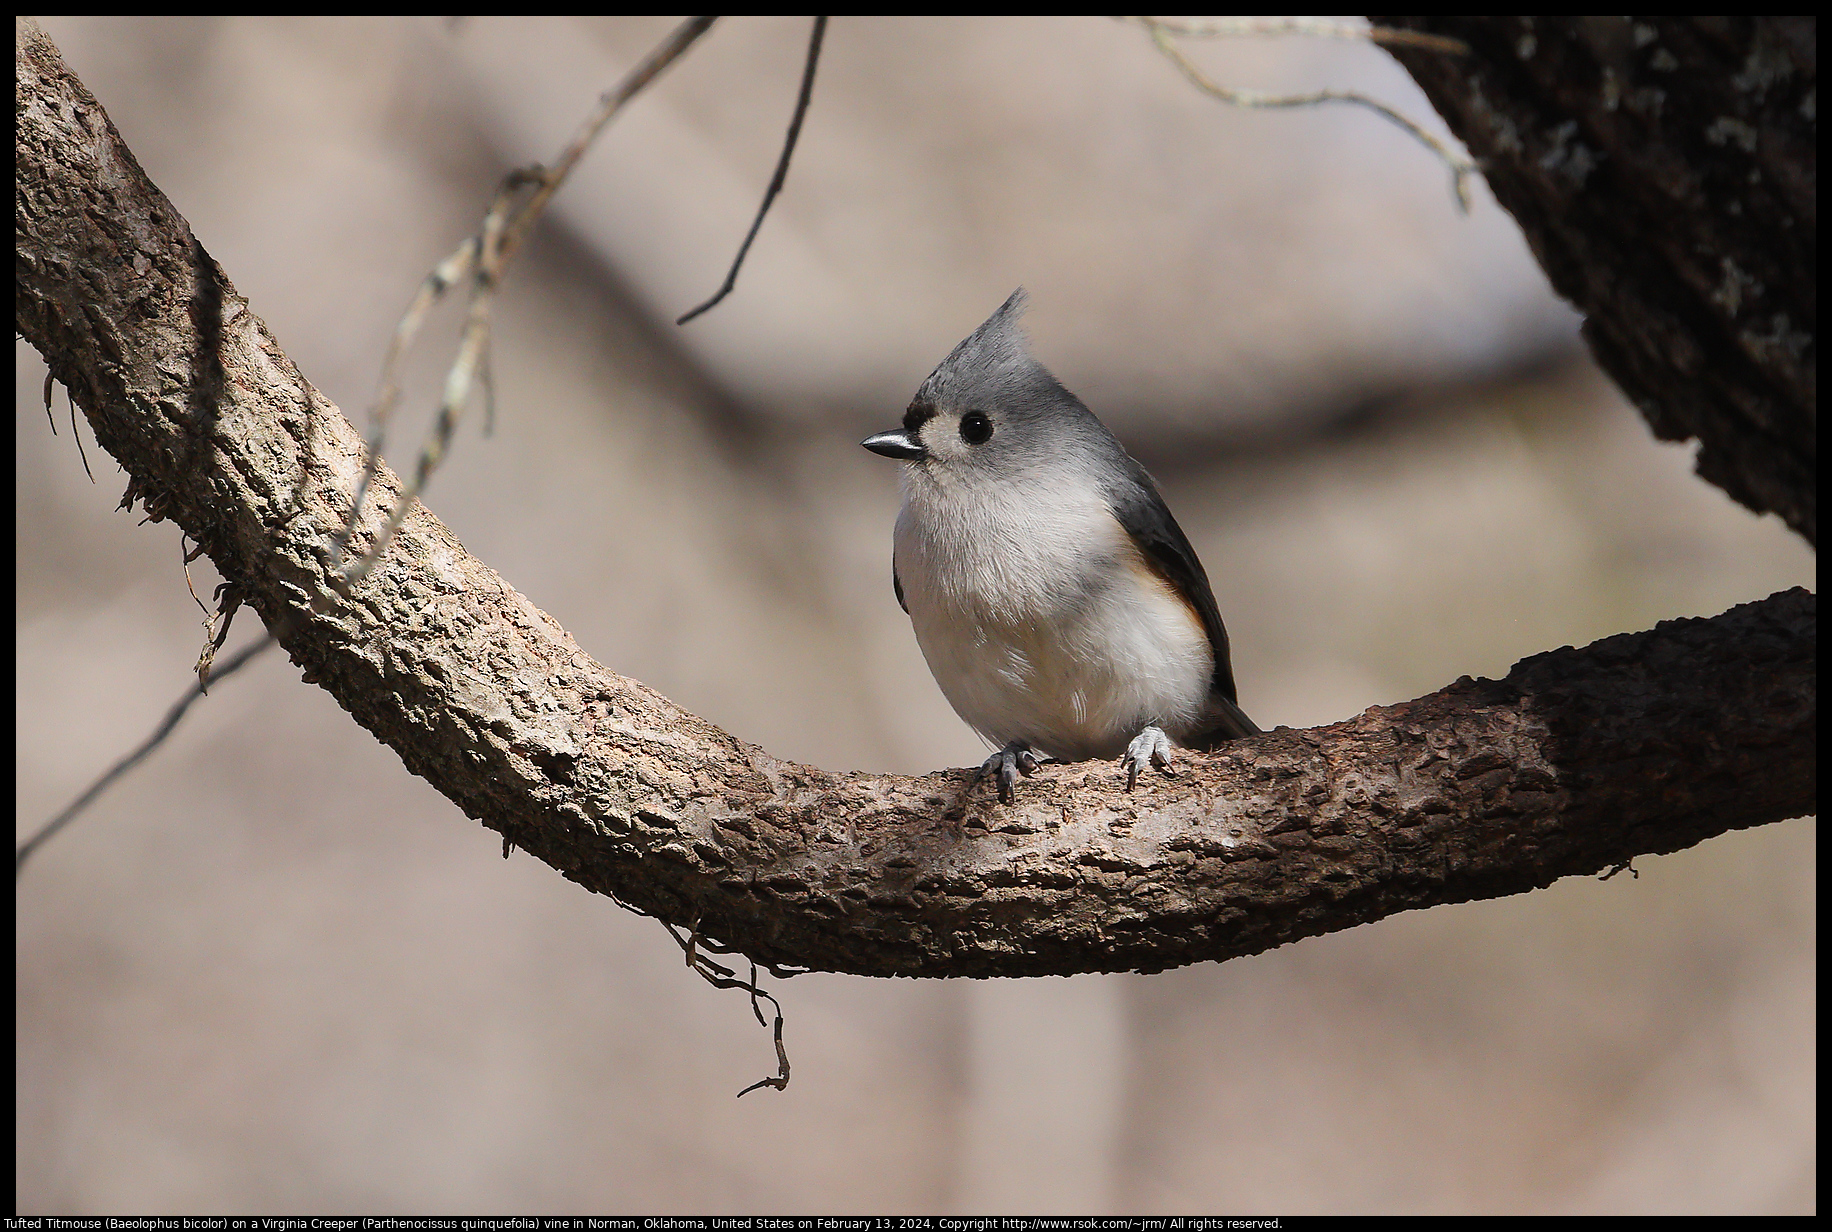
[914,288,1037,409]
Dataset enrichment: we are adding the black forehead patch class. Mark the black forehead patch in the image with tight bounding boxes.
[902,401,938,433]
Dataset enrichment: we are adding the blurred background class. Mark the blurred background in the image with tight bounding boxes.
[15,15,1814,1215]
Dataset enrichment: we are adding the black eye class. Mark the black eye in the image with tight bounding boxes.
[959,411,993,444]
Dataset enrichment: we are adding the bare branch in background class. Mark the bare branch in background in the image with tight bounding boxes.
[1126,15,1479,210]
[1142,16,1468,56]
[677,15,829,324]
[332,16,720,595]
[15,636,276,878]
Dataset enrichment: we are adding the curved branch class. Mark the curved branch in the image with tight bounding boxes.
[16,21,1815,979]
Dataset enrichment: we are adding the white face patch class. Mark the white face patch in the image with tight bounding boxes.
[911,408,978,468]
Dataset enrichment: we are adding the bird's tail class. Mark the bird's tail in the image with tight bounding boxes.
[1188,693,1261,748]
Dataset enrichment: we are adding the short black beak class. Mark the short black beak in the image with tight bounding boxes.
[861,429,927,461]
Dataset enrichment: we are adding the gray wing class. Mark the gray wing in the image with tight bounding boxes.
[893,560,908,615]
[1103,456,1260,744]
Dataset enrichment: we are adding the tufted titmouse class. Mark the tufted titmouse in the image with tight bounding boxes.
[863,289,1259,804]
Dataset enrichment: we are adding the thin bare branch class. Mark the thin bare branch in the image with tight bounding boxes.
[502,17,721,262]
[1126,15,1479,211]
[15,635,276,878]
[677,15,829,325]
[330,236,480,590]
[1141,16,1469,57]
[333,17,719,592]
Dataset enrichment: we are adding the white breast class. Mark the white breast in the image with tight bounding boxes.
[894,469,1213,761]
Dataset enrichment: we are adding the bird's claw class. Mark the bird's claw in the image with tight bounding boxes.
[979,741,1041,805]
[1123,725,1177,791]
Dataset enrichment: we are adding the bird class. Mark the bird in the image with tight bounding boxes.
[862,289,1258,804]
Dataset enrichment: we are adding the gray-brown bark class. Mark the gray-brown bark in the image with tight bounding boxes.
[1378,16,1816,546]
[16,19,1815,979]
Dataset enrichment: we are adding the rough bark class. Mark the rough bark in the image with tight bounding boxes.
[1378,15,1816,545]
[16,20,1816,979]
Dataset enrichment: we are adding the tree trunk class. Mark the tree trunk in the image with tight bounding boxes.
[1378,16,1815,545]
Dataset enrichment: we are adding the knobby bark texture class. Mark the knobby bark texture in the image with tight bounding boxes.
[16,21,1816,978]
[1379,16,1816,546]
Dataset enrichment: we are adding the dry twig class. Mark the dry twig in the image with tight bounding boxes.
[43,372,94,481]
[331,16,720,594]
[1142,16,1468,56]
[666,920,793,1096]
[15,636,277,878]
[1126,15,1479,211]
[677,15,829,324]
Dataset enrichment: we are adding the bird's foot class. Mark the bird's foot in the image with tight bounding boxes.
[1123,725,1177,791]
[978,741,1041,805]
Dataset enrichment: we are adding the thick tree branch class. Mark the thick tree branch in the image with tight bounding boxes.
[1377,16,1816,546]
[16,21,1814,979]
